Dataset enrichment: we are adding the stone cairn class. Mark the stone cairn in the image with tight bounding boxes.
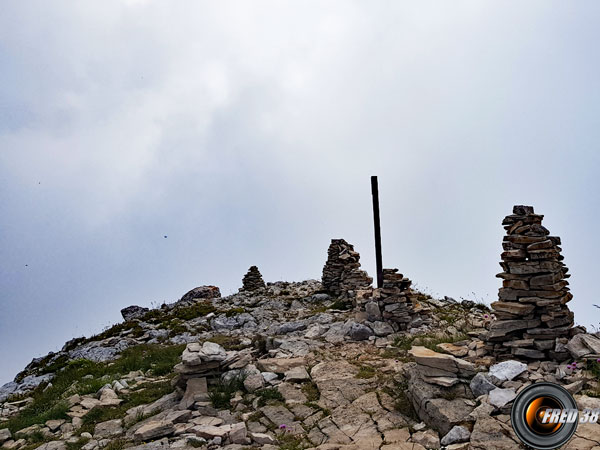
[365,268,431,332]
[173,342,241,390]
[321,239,372,296]
[378,269,420,329]
[240,266,266,291]
[485,205,574,361]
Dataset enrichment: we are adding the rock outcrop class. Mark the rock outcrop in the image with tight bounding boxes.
[485,205,574,361]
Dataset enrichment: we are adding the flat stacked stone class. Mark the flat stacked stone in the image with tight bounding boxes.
[321,239,372,296]
[378,269,416,328]
[173,342,240,388]
[485,205,573,361]
[240,266,266,291]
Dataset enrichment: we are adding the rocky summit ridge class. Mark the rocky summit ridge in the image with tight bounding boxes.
[1,206,600,450]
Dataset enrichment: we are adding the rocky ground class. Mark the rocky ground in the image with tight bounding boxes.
[1,280,600,450]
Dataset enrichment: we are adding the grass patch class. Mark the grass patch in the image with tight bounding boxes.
[329,299,352,311]
[65,437,90,450]
[222,307,245,317]
[257,388,284,407]
[208,376,245,409]
[252,335,268,356]
[383,379,418,421]
[278,433,306,450]
[301,382,319,402]
[355,365,376,379]
[308,305,328,315]
[304,402,330,417]
[1,345,182,434]
[103,439,127,450]
[78,380,173,435]
[474,301,490,311]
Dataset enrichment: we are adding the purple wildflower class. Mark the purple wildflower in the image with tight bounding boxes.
[279,424,287,430]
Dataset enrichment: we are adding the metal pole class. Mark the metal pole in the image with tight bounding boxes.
[371,176,383,288]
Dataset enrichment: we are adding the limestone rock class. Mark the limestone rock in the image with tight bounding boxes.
[488,388,516,408]
[409,346,475,378]
[284,366,310,383]
[179,285,220,304]
[489,360,527,381]
[441,425,471,446]
[120,305,149,321]
[0,429,12,445]
[94,419,123,438]
[470,372,496,397]
[133,421,175,442]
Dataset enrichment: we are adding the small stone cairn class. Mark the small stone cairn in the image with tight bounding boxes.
[377,269,420,329]
[240,266,266,291]
[485,205,574,361]
[173,342,241,388]
[321,239,372,296]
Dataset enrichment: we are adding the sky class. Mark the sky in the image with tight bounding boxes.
[1,1,599,385]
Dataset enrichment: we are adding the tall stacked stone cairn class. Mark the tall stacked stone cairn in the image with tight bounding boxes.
[240,265,266,291]
[321,239,372,296]
[485,205,574,361]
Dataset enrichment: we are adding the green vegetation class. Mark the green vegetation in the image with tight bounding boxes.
[256,388,284,407]
[301,382,319,402]
[78,380,173,435]
[304,402,330,417]
[208,376,245,409]
[384,378,418,421]
[0,344,183,434]
[329,299,352,311]
[585,359,600,397]
[223,307,246,317]
[103,439,127,450]
[278,433,306,450]
[355,365,376,379]
[252,335,268,356]
[65,437,90,450]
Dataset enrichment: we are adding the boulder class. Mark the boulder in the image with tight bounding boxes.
[120,305,149,321]
[180,286,220,304]
[346,322,374,341]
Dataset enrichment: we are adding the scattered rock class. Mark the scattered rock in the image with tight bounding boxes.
[441,425,471,446]
[489,360,527,382]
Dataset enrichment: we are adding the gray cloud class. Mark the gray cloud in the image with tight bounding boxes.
[1,0,600,383]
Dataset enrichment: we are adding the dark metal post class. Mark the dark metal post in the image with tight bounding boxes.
[371,176,383,288]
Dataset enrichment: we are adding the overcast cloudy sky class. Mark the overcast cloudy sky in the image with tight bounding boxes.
[1,1,599,384]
